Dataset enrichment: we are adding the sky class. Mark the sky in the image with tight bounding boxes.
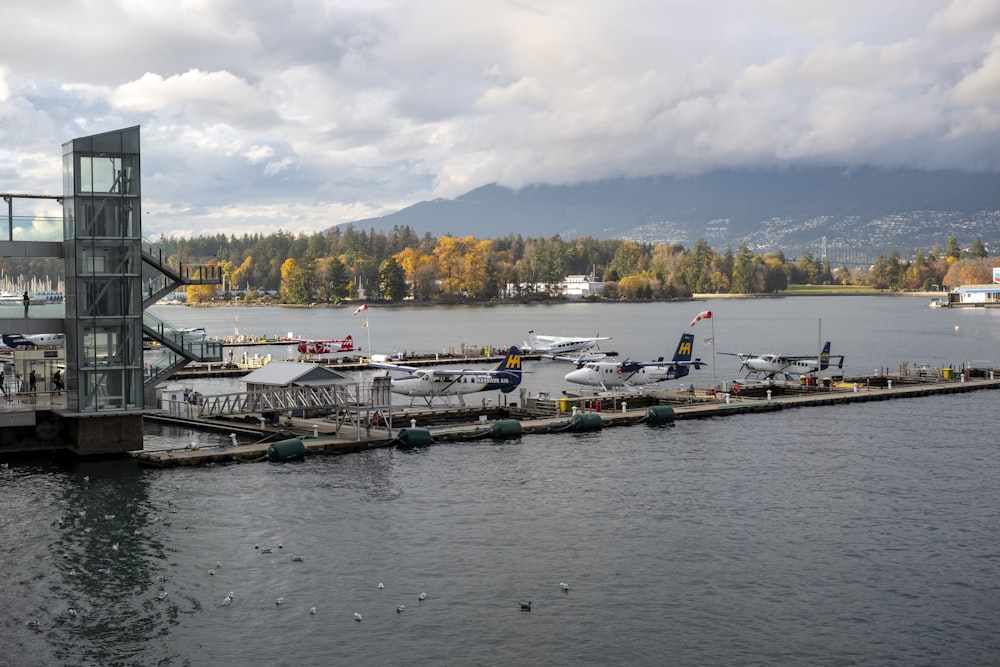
[1,0,999,239]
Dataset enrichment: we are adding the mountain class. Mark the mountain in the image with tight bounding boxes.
[345,166,1000,256]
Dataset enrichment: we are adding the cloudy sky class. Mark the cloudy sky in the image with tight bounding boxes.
[1,0,998,238]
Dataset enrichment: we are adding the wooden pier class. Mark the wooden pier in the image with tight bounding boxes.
[131,374,1000,467]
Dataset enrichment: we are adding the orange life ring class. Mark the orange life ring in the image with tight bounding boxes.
[732,383,742,395]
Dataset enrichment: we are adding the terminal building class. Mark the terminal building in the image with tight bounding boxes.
[1,126,220,455]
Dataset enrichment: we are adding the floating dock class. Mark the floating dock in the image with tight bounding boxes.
[131,374,1000,467]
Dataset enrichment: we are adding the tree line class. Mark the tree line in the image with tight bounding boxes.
[157,226,995,304]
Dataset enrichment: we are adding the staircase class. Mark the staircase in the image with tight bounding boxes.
[141,242,223,391]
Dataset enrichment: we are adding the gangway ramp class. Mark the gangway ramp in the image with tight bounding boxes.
[198,384,363,418]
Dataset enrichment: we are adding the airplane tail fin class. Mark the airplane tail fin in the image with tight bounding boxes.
[819,341,831,370]
[672,333,695,364]
[669,333,702,379]
[526,331,538,351]
[492,346,522,393]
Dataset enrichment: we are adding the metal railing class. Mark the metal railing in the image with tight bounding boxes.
[142,310,222,362]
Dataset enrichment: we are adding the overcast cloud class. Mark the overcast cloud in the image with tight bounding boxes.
[1,0,998,238]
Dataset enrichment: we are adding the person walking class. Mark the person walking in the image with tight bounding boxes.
[52,369,64,395]
[29,369,37,395]
[0,369,5,395]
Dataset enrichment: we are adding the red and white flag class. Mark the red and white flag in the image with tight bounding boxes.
[690,310,712,326]
[352,304,368,316]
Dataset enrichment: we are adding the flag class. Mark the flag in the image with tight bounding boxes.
[353,303,368,316]
[690,310,712,326]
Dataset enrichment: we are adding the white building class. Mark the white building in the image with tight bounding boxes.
[562,275,605,298]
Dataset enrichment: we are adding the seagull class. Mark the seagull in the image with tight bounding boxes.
[156,574,166,582]
[260,547,272,554]
[418,592,427,601]
[354,612,363,622]
[215,561,222,569]
[276,597,285,606]
[221,593,233,606]
[309,606,317,615]
[208,568,215,576]
[254,544,259,550]
[560,582,570,591]
[57,516,65,526]
[68,608,78,617]
[519,601,532,612]
[69,569,77,576]
[157,591,168,601]
[396,605,405,613]
[79,510,87,517]
[291,555,303,562]
[26,619,40,629]
[83,475,89,482]
[378,582,384,590]
[111,543,119,551]
[104,514,115,520]
[278,543,284,549]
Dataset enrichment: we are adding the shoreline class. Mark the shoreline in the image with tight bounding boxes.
[168,290,945,308]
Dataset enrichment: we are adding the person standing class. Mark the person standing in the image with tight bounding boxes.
[0,369,5,395]
[23,290,29,317]
[29,369,37,395]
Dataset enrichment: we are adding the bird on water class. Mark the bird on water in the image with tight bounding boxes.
[520,601,532,611]
[354,612,363,622]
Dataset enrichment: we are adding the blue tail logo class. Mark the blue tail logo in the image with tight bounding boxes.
[488,346,522,393]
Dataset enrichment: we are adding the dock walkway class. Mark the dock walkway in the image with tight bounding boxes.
[132,375,1000,467]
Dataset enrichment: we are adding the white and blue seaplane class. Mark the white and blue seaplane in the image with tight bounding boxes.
[562,333,704,392]
[369,347,523,406]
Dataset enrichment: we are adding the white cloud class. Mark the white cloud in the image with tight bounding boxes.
[0,0,996,238]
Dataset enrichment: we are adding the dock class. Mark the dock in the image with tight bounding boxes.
[131,373,1000,467]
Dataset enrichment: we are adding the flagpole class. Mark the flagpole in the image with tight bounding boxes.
[366,309,371,359]
[712,316,717,390]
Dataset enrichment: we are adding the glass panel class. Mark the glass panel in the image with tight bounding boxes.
[78,156,122,194]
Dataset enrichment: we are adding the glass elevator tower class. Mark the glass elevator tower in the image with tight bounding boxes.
[62,126,143,412]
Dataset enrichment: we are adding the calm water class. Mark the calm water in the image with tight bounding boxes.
[3,298,999,665]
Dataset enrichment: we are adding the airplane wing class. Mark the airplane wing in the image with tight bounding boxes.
[368,361,421,373]
[541,352,608,364]
[367,364,518,379]
[621,358,708,371]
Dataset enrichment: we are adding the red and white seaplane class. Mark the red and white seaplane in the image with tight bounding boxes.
[296,336,356,355]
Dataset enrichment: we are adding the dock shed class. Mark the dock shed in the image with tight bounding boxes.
[242,362,356,392]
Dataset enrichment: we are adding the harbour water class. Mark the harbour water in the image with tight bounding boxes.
[3,297,1000,665]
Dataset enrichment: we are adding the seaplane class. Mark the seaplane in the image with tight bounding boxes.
[0,333,65,350]
[296,336,356,355]
[721,341,844,381]
[369,346,522,406]
[525,330,611,355]
[563,333,705,392]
